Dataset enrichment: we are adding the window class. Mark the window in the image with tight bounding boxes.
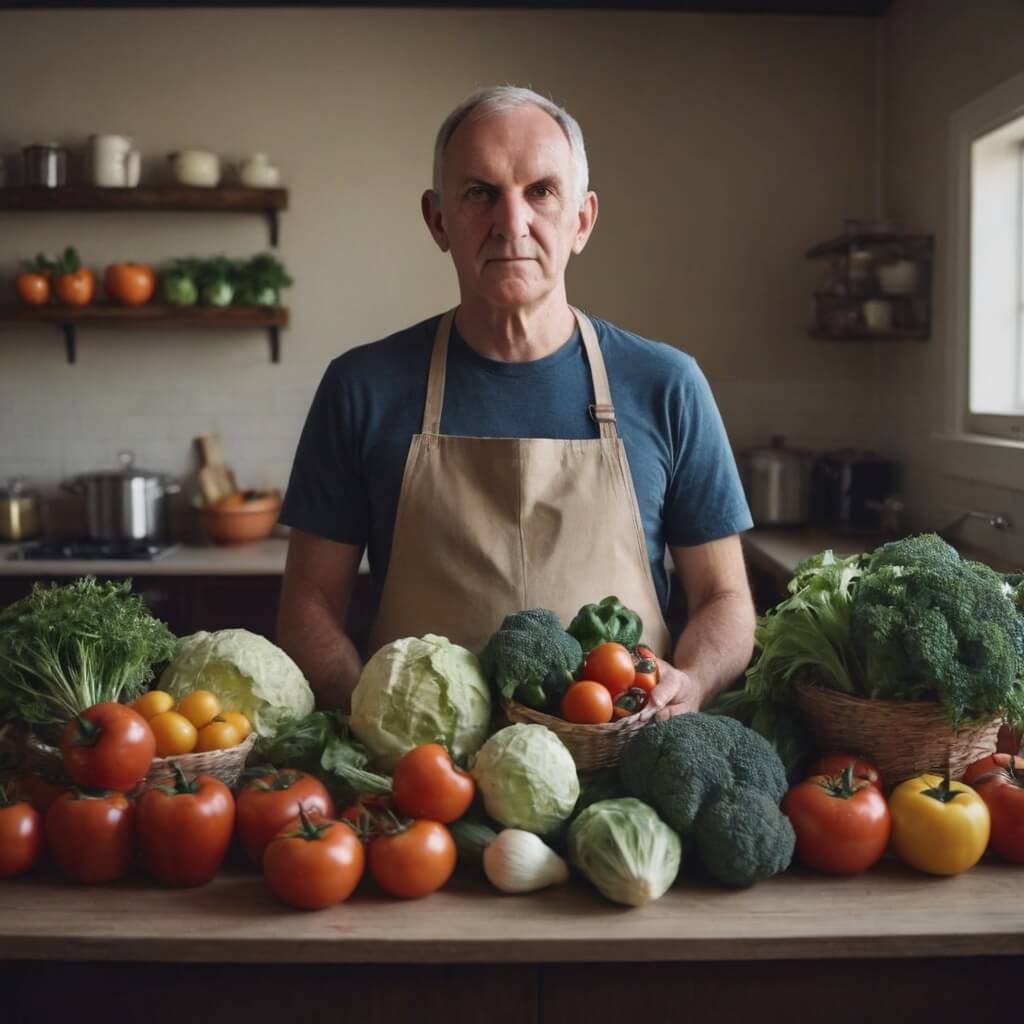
[942,70,1024,485]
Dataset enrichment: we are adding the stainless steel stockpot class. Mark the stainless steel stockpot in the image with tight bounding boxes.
[62,450,180,541]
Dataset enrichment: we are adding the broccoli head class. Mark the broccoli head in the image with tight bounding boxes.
[850,533,1024,727]
[479,608,583,705]
[619,713,788,838]
[694,792,795,887]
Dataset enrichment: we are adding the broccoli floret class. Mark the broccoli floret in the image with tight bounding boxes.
[694,793,795,887]
[619,713,788,838]
[479,608,583,704]
[850,533,1024,728]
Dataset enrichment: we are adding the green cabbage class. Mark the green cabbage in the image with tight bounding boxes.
[569,797,682,906]
[470,724,579,834]
[158,628,314,739]
[350,634,492,771]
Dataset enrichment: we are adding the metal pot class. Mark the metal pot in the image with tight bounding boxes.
[740,435,812,527]
[62,450,180,541]
[0,477,41,541]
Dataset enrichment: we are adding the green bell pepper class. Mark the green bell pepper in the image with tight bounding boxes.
[567,596,643,653]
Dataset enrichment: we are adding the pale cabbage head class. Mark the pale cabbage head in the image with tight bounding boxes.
[568,797,681,907]
[158,629,314,739]
[350,634,492,771]
[470,724,579,834]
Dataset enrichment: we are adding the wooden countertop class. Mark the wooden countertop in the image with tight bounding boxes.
[3,859,1023,964]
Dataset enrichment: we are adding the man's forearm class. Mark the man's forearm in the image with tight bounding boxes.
[671,590,756,709]
[276,595,363,712]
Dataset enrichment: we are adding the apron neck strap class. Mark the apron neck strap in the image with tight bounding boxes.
[422,306,618,438]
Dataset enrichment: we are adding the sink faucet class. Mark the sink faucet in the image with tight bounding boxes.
[937,509,1014,541]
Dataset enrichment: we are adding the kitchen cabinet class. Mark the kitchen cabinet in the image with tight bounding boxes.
[0,185,290,363]
[807,229,933,341]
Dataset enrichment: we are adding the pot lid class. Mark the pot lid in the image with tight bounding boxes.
[76,450,169,481]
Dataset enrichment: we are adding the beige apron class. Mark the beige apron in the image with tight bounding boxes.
[367,306,672,660]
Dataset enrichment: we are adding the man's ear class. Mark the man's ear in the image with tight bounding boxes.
[421,190,449,253]
[571,191,599,256]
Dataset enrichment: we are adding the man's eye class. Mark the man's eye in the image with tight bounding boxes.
[531,185,555,198]
[464,186,490,200]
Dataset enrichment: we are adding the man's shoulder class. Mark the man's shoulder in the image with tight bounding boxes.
[588,313,701,381]
[325,314,441,382]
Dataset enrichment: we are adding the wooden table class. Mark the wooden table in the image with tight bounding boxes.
[3,860,1022,1023]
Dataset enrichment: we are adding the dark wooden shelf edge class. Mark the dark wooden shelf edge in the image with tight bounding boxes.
[805,233,934,259]
[0,185,288,213]
[809,328,929,341]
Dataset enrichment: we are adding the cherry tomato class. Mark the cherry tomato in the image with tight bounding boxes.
[46,788,135,884]
[104,262,155,306]
[176,690,222,729]
[263,810,365,910]
[54,268,95,306]
[582,642,636,698]
[217,711,252,740]
[195,720,242,752]
[962,752,1024,787]
[0,786,44,879]
[968,755,1024,862]
[60,701,156,792]
[368,819,456,899]
[149,711,198,756]
[782,765,892,875]
[561,680,614,724]
[131,690,176,720]
[15,271,49,306]
[632,645,660,694]
[236,769,336,865]
[392,744,475,824]
[137,768,235,886]
[808,753,884,792]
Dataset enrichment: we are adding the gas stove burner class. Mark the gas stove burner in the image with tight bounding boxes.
[13,539,181,561]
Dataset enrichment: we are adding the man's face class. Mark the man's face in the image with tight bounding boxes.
[422,104,598,311]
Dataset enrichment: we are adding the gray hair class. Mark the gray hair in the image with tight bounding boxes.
[430,85,590,205]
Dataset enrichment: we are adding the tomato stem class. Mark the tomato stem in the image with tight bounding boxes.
[293,805,332,842]
[73,713,101,747]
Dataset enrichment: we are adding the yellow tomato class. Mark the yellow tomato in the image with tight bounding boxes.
[131,690,175,720]
[176,690,222,729]
[149,711,198,757]
[195,721,242,752]
[217,711,252,740]
[889,773,991,876]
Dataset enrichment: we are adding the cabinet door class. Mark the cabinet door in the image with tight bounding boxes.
[188,576,283,638]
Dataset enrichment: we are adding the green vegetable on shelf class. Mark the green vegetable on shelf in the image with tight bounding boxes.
[567,595,642,653]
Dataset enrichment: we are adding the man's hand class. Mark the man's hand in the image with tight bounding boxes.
[650,659,702,720]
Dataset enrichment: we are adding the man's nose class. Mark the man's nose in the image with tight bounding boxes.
[492,191,530,239]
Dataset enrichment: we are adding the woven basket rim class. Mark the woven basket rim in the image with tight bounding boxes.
[24,727,256,765]
[502,697,656,734]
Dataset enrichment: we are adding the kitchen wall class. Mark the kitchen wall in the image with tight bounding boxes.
[0,8,880,534]
[879,0,1024,566]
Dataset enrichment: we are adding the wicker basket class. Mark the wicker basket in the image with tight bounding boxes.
[503,698,659,771]
[15,730,257,794]
[794,681,1002,787]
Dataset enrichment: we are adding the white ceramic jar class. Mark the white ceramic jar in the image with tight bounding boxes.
[238,153,281,188]
[168,150,220,187]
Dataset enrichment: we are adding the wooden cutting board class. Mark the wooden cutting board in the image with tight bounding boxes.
[195,434,239,504]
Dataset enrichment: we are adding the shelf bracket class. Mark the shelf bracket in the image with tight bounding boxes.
[61,323,76,364]
[268,326,281,364]
[266,209,280,248]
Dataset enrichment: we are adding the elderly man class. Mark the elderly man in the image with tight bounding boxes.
[277,85,755,717]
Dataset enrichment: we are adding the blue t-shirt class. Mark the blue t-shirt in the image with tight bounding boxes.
[281,311,752,617]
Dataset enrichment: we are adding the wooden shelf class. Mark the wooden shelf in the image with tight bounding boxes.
[809,327,929,341]
[0,303,289,363]
[0,186,288,245]
[806,233,932,260]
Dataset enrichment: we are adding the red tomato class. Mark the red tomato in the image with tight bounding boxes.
[340,794,392,837]
[561,680,614,724]
[807,753,884,792]
[782,766,892,875]
[263,811,365,910]
[55,268,95,306]
[963,752,1024,787]
[136,769,235,886]
[13,774,69,814]
[0,788,44,879]
[582,643,636,698]
[104,262,156,306]
[236,769,336,865]
[392,744,475,824]
[632,645,660,694]
[46,788,135,884]
[368,819,456,899]
[15,271,50,305]
[969,756,1024,862]
[60,702,156,792]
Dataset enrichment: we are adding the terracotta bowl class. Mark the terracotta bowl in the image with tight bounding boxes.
[198,491,281,545]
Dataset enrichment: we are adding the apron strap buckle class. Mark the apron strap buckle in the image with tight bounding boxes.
[589,403,616,424]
